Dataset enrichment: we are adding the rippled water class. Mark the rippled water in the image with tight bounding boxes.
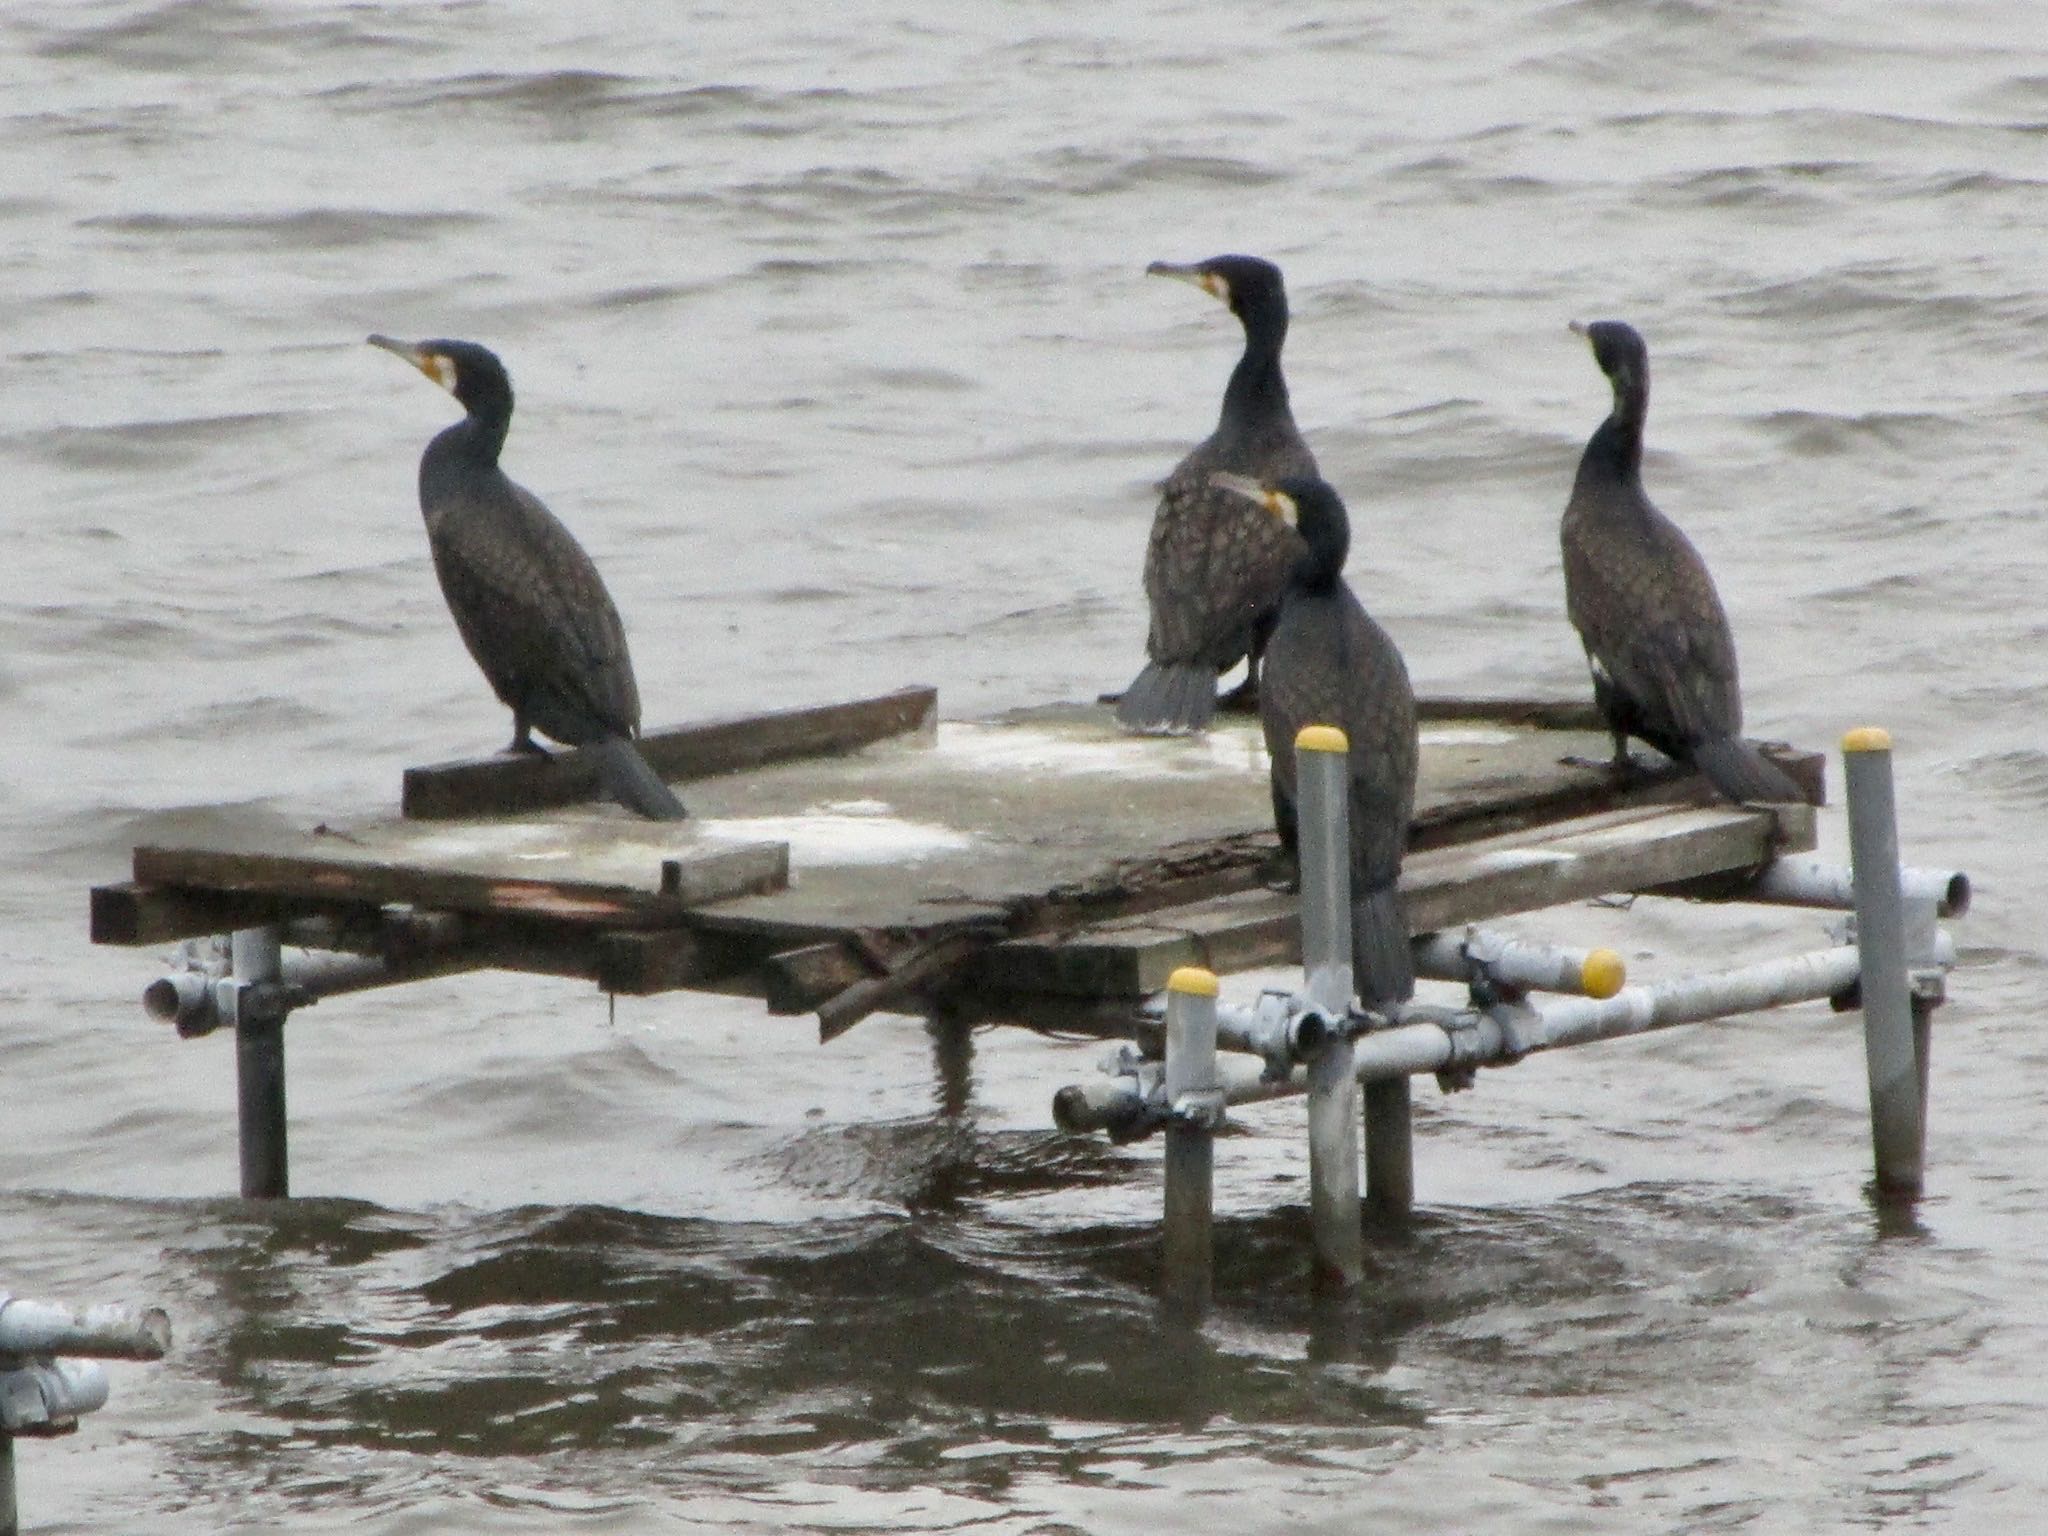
[6,1,2048,1529]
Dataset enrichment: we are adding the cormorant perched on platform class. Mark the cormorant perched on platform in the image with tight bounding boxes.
[1116,255,1316,735]
[367,335,686,821]
[1213,472,1417,1009]
[1561,320,1801,806]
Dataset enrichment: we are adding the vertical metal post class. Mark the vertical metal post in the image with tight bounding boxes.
[1161,966,1220,1320]
[1294,726,1353,1014]
[1363,1078,1413,1221]
[1296,727,1364,1294]
[232,925,289,1199]
[1843,729,1924,1198]
[1,1435,17,1536]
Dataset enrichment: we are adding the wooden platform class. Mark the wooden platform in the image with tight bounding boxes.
[90,687,1820,1035]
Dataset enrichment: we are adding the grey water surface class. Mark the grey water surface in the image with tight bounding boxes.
[4,1,2046,1529]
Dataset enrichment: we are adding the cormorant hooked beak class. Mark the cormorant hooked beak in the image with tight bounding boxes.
[369,334,457,394]
[1568,319,1590,339]
[1210,471,1298,528]
[1148,260,1230,305]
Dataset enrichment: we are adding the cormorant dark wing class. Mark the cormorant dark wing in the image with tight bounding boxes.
[424,474,643,747]
[1562,499,1742,756]
[1143,427,1317,670]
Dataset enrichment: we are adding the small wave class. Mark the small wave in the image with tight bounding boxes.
[12,410,300,472]
[321,69,750,126]
[724,165,1025,230]
[1750,408,1964,458]
[1956,748,2048,807]
[82,207,486,251]
[1720,267,2020,332]
[1062,150,1287,196]
[578,280,715,314]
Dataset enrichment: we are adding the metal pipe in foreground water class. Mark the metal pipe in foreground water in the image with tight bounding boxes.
[0,1294,170,1536]
[1842,728,1928,1197]
[1160,967,1220,1320]
[1293,728,1365,1294]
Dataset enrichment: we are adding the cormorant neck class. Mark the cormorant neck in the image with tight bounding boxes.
[1218,298,1290,436]
[1582,385,1645,483]
[1292,518,1347,594]
[430,398,511,468]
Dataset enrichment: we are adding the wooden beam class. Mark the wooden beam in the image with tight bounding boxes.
[594,929,739,995]
[91,881,348,947]
[817,927,1002,1042]
[760,941,878,1015]
[131,839,787,929]
[976,801,1815,999]
[401,686,938,820]
[1415,696,1606,731]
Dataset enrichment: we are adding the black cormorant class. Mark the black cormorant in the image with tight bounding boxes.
[1561,320,1800,805]
[1213,471,1417,1009]
[1117,255,1316,735]
[367,334,686,821]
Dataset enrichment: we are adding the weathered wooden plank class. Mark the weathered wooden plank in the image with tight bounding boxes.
[816,927,1003,1041]
[760,941,877,1015]
[595,929,717,995]
[1415,696,1607,731]
[977,801,1815,999]
[402,686,938,820]
[132,837,787,929]
[90,881,346,947]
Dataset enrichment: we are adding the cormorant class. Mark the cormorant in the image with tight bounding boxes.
[1561,320,1800,805]
[367,335,686,821]
[1213,472,1417,1009]
[1117,254,1316,735]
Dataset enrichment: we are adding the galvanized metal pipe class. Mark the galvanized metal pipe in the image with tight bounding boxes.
[1746,854,1969,919]
[1412,929,1627,999]
[1362,1078,1413,1220]
[1054,941,1922,1134]
[0,1360,109,1432]
[1294,726,1354,1013]
[0,1299,169,1361]
[1295,727,1365,1292]
[1160,967,1220,1319]
[1843,729,1925,1197]
[232,926,289,1199]
[145,946,484,1034]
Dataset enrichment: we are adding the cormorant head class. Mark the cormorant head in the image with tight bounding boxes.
[1210,471,1349,585]
[1569,318,1649,403]
[368,334,512,419]
[1147,254,1287,326]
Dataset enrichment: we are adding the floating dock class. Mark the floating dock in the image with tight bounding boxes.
[92,685,1822,1043]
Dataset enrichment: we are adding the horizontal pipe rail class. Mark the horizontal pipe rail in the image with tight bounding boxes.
[1412,929,1626,999]
[1746,855,1969,919]
[0,1360,108,1434]
[144,948,483,1033]
[0,1299,169,1362]
[1056,938,1953,1137]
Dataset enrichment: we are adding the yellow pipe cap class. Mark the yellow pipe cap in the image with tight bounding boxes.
[1842,726,1892,753]
[1579,948,1627,1000]
[1295,724,1350,754]
[1166,966,1220,997]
